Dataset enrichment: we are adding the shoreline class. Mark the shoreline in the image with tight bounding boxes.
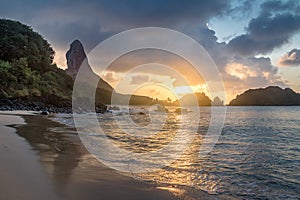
[0,111,177,200]
[0,113,61,200]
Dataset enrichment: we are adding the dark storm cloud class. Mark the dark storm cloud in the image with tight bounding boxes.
[36,22,114,52]
[279,49,300,66]
[0,0,296,95]
[228,0,300,56]
[0,0,231,53]
[224,0,255,19]
[260,0,300,14]
[95,0,230,27]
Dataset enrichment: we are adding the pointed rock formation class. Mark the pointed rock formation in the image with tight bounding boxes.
[65,40,113,92]
[66,40,87,79]
[65,40,154,105]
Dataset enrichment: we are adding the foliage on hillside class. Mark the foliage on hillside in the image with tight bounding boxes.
[0,19,73,99]
[0,19,55,72]
[0,58,73,98]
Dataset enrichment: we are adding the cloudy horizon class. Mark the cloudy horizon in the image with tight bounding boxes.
[1,0,300,103]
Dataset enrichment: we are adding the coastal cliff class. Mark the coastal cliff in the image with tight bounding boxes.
[66,40,114,92]
[229,86,300,106]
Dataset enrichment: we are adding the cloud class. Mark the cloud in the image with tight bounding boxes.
[102,71,120,85]
[260,0,300,14]
[1,0,231,28]
[105,49,206,87]
[226,56,283,83]
[96,0,230,28]
[130,74,150,85]
[278,49,300,66]
[222,56,287,101]
[225,63,257,80]
[223,0,256,19]
[228,0,300,56]
[36,22,115,53]
[0,0,231,61]
[1,0,298,100]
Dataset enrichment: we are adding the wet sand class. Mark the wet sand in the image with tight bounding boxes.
[0,112,175,200]
[0,113,61,200]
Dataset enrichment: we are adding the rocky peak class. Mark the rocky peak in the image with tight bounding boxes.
[65,40,114,92]
[66,40,88,79]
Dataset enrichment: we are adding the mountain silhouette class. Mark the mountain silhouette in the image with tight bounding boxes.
[229,86,300,106]
[66,40,154,105]
[66,40,113,92]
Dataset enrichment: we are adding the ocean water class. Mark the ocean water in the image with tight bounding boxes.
[52,106,300,200]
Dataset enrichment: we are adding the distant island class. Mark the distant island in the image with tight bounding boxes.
[229,86,300,106]
[171,93,223,106]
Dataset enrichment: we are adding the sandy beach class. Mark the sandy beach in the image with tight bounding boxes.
[0,112,176,200]
[0,113,61,200]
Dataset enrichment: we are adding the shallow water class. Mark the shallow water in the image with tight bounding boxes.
[52,106,300,200]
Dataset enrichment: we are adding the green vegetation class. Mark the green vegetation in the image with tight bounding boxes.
[0,19,54,71]
[0,19,73,99]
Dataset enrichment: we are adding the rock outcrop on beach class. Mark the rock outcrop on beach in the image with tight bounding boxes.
[229,86,300,106]
[0,95,71,113]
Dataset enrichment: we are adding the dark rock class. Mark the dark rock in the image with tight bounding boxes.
[40,110,49,115]
[65,40,113,92]
[229,86,300,106]
[0,99,13,106]
[65,40,87,79]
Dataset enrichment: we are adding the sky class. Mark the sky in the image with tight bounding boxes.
[1,0,300,103]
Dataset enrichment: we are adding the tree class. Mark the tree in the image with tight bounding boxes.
[0,19,55,72]
[0,19,74,99]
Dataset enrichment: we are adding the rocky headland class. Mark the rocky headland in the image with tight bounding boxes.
[229,86,300,106]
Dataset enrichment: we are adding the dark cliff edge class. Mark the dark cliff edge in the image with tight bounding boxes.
[66,39,114,92]
[65,39,154,106]
[229,86,300,106]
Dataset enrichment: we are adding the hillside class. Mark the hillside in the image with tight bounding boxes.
[0,19,73,100]
[229,86,300,106]
[0,19,153,112]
